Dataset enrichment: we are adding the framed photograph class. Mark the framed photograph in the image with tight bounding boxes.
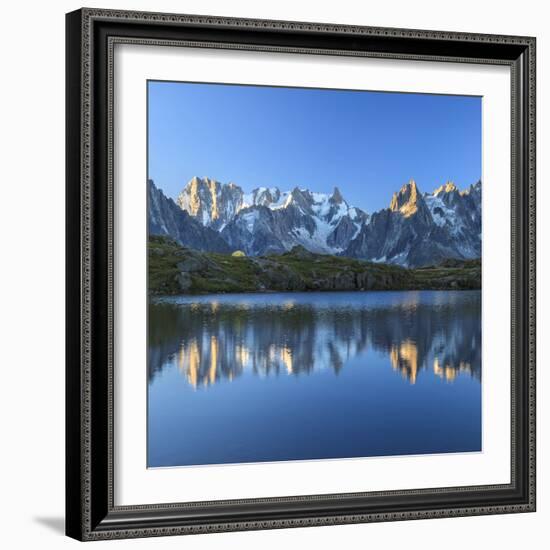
[66,8,536,541]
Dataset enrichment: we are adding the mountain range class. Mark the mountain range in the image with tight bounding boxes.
[148,176,481,267]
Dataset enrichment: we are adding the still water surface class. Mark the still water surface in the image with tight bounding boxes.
[148,290,481,467]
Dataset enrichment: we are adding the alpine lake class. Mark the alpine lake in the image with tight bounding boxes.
[147,290,481,467]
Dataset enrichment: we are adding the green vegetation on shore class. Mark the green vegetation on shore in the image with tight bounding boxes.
[148,235,481,295]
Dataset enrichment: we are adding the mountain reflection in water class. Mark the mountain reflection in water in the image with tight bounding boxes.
[148,290,481,389]
[148,290,482,466]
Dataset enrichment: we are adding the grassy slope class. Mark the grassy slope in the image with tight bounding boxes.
[148,235,481,295]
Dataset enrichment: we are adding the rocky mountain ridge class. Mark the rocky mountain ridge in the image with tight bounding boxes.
[176,176,367,255]
[148,180,230,253]
[149,176,481,267]
[346,179,481,266]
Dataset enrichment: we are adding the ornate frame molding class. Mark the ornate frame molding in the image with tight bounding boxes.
[66,8,536,541]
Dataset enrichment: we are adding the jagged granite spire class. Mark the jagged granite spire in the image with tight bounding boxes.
[433,181,458,196]
[177,176,245,229]
[330,186,345,204]
[389,180,423,217]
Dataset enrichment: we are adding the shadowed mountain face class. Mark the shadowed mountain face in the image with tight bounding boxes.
[150,176,481,267]
[148,180,231,253]
[148,291,481,389]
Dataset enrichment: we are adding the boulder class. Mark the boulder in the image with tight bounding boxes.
[176,256,206,273]
[174,272,192,292]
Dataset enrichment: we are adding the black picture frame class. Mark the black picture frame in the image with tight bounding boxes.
[66,7,536,541]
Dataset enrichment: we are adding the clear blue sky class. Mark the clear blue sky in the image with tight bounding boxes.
[148,80,481,213]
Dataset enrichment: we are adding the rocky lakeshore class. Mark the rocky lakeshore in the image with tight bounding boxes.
[148,236,481,296]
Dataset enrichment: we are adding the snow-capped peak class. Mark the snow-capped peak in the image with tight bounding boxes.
[176,176,369,256]
[163,175,481,266]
